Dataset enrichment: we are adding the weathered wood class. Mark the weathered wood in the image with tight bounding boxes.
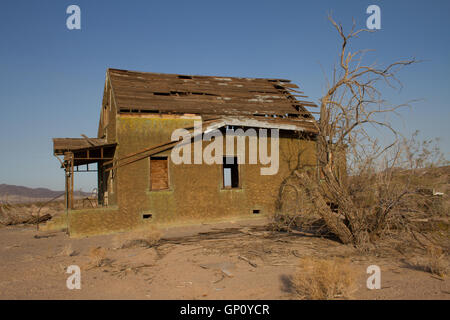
[107,68,316,118]
[150,157,169,190]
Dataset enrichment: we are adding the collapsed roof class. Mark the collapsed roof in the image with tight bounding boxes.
[54,69,319,158]
[107,68,317,120]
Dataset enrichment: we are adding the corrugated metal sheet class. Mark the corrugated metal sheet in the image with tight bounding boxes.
[219,116,318,133]
[107,68,317,118]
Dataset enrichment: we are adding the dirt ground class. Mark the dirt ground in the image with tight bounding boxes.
[0,218,449,300]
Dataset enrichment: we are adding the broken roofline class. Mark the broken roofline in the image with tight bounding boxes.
[216,116,317,133]
[103,68,318,118]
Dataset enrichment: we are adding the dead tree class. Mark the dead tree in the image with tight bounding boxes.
[295,16,417,246]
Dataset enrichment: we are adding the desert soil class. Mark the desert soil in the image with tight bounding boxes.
[0,218,449,300]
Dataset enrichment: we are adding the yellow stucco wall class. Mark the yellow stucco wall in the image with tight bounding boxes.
[67,115,317,237]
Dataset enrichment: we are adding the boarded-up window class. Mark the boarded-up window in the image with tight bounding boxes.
[150,156,169,190]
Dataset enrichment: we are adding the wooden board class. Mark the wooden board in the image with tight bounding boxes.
[150,157,169,191]
[107,68,316,118]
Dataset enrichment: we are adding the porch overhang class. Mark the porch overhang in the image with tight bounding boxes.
[53,138,116,167]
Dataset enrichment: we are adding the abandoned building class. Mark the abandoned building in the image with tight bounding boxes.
[51,68,319,236]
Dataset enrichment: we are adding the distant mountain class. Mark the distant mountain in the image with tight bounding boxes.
[0,184,91,200]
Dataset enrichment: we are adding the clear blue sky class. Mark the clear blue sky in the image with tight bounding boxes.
[0,0,449,191]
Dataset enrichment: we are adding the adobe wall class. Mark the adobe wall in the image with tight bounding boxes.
[115,116,316,223]
[68,115,317,236]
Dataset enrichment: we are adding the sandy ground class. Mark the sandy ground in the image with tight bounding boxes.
[0,218,449,300]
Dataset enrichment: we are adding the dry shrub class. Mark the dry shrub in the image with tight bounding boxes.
[292,257,356,300]
[0,202,53,226]
[422,246,448,277]
[114,226,162,249]
[0,202,33,225]
[59,244,78,257]
[88,247,109,267]
[269,213,298,232]
[269,212,331,237]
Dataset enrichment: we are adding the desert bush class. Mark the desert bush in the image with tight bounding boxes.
[0,201,53,226]
[276,130,449,248]
[114,226,162,249]
[273,14,449,248]
[0,202,32,225]
[269,212,332,237]
[422,246,448,277]
[88,247,108,267]
[269,213,299,232]
[292,257,356,300]
[59,244,78,257]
